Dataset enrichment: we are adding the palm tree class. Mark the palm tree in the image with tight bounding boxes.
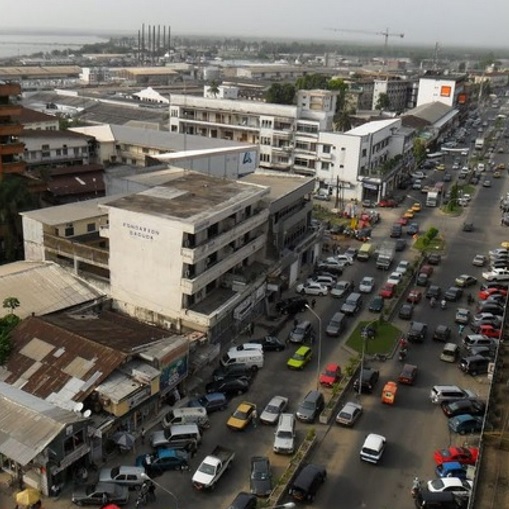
[3,297,20,315]
[209,80,220,98]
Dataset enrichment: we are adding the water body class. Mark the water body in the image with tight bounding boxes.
[0,33,109,59]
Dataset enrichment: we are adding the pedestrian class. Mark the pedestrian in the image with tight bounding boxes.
[147,480,156,502]
[311,298,316,309]
[141,427,146,445]
[249,322,254,337]
[252,407,257,428]
[458,324,465,335]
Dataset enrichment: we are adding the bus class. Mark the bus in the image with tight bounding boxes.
[426,152,444,160]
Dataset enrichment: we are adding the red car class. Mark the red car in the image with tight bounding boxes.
[478,324,501,338]
[378,198,397,208]
[397,217,409,226]
[420,264,434,276]
[319,363,342,387]
[433,446,479,466]
[398,364,418,385]
[407,288,422,304]
[478,287,508,300]
[379,283,396,299]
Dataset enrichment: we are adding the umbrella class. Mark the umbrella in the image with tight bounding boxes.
[112,431,136,450]
[15,488,41,506]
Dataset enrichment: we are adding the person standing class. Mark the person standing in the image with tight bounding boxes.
[252,407,258,428]
[311,298,316,309]
[140,427,146,445]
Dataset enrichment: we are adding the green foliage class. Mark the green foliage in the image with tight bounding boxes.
[375,92,391,111]
[427,227,438,240]
[0,312,19,365]
[3,297,20,314]
[413,138,427,165]
[295,73,328,90]
[265,83,296,104]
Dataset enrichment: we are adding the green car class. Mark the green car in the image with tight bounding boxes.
[287,346,313,370]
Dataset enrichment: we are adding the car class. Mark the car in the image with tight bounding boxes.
[483,179,492,187]
[187,393,228,413]
[249,456,272,497]
[212,364,254,382]
[403,209,415,219]
[427,478,473,493]
[494,171,501,178]
[360,433,386,464]
[408,321,428,343]
[227,492,258,509]
[448,414,484,434]
[480,282,508,291]
[426,285,442,300]
[396,260,411,275]
[308,274,336,288]
[344,247,358,260]
[444,172,452,182]
[397,216,409,226]
[411,171,425,179]
[378,198,397,207]
[319,363,342,387]
[467,346,496,360]
[479,287,508,300]
[251,335,285,352]
[478,324,502,338]
[334,254,354,265]
[288,463,327,502]
[455,274,477,287]
[259,395,289,425]
[227,401,257,430]
[411,202,422,212]
[490,260,509,270]
[296,281,328,296]
[390,223,402,238]
[296,390,324,422]
[275,297,308,315]
[489,248,509,258]
[477,303,504,315]
[416,272,430,286]
[357,276,375,294]
[98,466,145,490]
[433,325,452,342]
[407,222,420,235]
[330,280,351,298]
[472,255,487,267]
[407,288,423,304]
[435,462,468,480]
[441,399,486,418]
[353,367,379,394]
[287,346,313,370]
[71,483,130,506]
[427,253,442,265]
[455,308,471,325]
[135,448,190,476]
[316,261,343,276]
[444,286,463,301]
[387,271,403,286]
[435,164,446,171]
[379,283,396,298]
[398,363,418,385]
[369,296,384,312]
[289,320,315,344]
[398,303,414,320]
[433,446,479,466]
[336,401,363,426]
[205,378,250,397]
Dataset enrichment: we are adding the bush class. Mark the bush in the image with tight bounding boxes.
[427,227,439,240]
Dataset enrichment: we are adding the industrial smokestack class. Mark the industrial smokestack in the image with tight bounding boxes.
[168,26,171,52]
[157,25,161,55]
[163,26,166,54]
[152,25,156,63]
[137,29,141,63]
[142,23,145,63]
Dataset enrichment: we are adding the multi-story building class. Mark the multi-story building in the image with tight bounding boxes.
[0,66,81,90]
[0,82,26,177]
[316,118,414,202]
[169,89,337,174]
[18,106,59,131]
[416,73,468,108]
[372,78,413,112]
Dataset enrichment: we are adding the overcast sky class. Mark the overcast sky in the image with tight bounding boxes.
[0,0,507,49]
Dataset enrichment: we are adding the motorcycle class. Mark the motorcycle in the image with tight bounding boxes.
[440,300,447,310]
[399,348,408,362]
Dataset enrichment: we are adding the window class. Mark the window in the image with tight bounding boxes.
[171,126,177,132]
[81,147,88,154]
[42,144,49,150]
[63,148,68,155]
[64,225,74,237]
[323,144,331,154]
[362,149,367,157]
[87,223,96,233]
[142,147,149,154]
[260,154,270,162]
[261,120,273,129]
[73,148,79,155]
[56,149,61,156]
[260,137,271,145]
[322,162,330,170]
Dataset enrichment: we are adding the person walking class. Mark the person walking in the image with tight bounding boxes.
[311,298,316,309]
[252,407,258,428]
[140,427,146,445]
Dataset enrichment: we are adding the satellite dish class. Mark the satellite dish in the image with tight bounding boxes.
[83,409,92,418]
[73,402,84,413]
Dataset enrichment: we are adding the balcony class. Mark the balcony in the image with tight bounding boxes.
[180,117,259,132]
[0,123,23,137]
[99,224,109,238]
[181,209,269,264]
[0,142,24,156]
[43,233,109,269]
[271,144,292,153]
[0,104,22,118]
[270,160,292,170]
[181,234,267,295]
[0,160,26,174]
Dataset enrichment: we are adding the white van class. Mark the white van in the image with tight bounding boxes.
[220,349,264,370]
[273,413,296,455]
[162,407,209,429]
[230,343,264,353]
[360,433,386,464]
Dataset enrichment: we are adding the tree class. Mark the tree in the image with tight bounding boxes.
[412,138,427,166]
[295,73,328,91]
[208,80,220,98]
[265,83,295,105]
[3,297,20,315]
[375,93,391,111]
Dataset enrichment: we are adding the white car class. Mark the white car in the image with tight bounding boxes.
[411,171,425,179]
[387,272,403,286]
[259,395,289,425]
[332,254,353,266]
[359,277,375,293]
[489,248,509,258]
[296,281,328,296]
[427,478,473,493]
[482,268,509,281]
[331,280,351,298]
[472,255,487,267]
[396,260,411,275]
[336,401,363,426]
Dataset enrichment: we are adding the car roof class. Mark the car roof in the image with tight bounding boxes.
[296,346,311,354]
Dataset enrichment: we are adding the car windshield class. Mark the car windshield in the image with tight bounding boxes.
[277,431,293,439]
[266,405,278,414]
[110,467,119,477]
[294,352,305,361]
[301,401,316,409]
[232,409,249,419]
[198,463,216,475]
[430,479,445,490]
[339,411,352,420]
[325,369,336,377]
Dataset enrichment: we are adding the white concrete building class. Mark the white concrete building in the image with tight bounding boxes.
[316,118,413,202]
[372,78,412,112]
[169,89,337,174]
[416,75,467,108]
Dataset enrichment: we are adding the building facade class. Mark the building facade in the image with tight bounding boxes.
[416,74,468,108]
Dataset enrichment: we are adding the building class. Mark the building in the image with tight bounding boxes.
[111,67,179,85]
[18,106,59,131]
[21,129,95,170]
[316,118,414,202]
[235,65,320,81]
[0,81,26,177]
[169,89,337,173]
[416,73,468,108]
[0,66,81,90]
[372,78,413,112]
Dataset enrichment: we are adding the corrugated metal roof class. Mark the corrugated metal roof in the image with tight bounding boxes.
[403,101,454,125]
[0,261,103,319]
[0,381,84,466]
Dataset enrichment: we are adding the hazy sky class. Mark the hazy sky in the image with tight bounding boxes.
[0,0,507,49]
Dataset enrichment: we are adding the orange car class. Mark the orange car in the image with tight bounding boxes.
[381,381,398,405]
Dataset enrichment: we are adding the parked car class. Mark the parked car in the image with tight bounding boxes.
[135,448,190,476]
[251,335,285,352]
[407,321,428,343]
[288,464,327,502]
[296,390,324,423]
[398,364,418,385]
[407,288,423,304]
[444,286,463,302]
[259,395,289,425]
[250,456,272,497]
[330,280,351,298]
[336,401,363,427]
[369,296,384,312]
[433,446,479,466]
[319,363,341,387]
[427,253,442,265]
[71,483,130,506]
[455,308,471,325]
[353,367,379,393]
[455,274,477,287]
[296,281,328,296]
[205,378,250,397]
[426,285,442,300]
[275,297,308,315]
[448,414,483,434]
[433,325,452,342]
[188,393,228,413]
[227,401,257,431]
[359,276,375,293]
[287,346,313,370]
[398,303,414,320]
[441,399,486,418]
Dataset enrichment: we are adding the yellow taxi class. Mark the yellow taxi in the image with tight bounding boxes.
[494,171,501,178]
[435,164,445,171]
[227,401,257,430]
[501,241,509,249]
[497,163,506,170]
[403,209,415,219]
[411,202,422,212]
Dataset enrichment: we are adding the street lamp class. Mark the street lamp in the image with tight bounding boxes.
[358,318,378,398]
[305,304,322,390]
[140,472,179,509]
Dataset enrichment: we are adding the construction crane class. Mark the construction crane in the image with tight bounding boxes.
[325,27,404,60]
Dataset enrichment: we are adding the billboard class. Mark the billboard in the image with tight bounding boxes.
[440,86,452,98]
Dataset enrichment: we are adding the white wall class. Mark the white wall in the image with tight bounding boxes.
[109,208,184,318]
[416,79,456,107]
[21,216,45,262]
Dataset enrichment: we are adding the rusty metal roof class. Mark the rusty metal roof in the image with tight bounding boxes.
[0,381,84,466]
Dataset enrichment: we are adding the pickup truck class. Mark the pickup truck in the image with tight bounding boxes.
[192,445,235,490]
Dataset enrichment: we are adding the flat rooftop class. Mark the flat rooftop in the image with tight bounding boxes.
[347,118,400,136]
[241,171,314,200]
[106,171,266,223]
